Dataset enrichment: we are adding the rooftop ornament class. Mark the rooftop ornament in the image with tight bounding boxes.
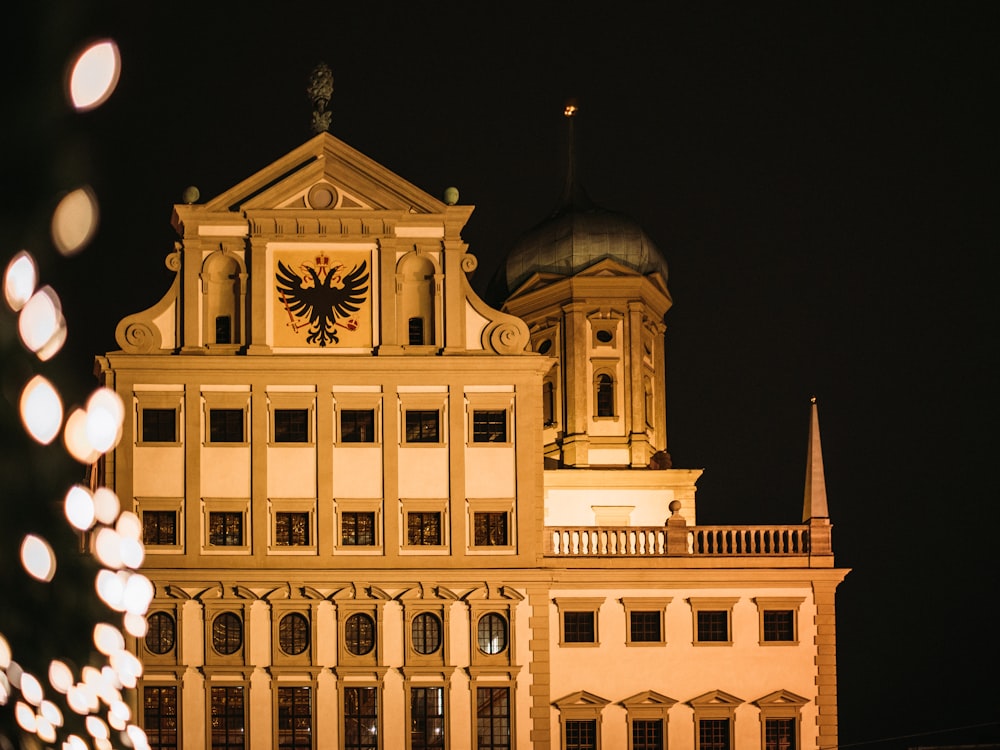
[307,62,334,134]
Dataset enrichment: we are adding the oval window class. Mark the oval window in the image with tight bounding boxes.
[145,611,175,655]
[279,612,310,655]
[412,612,442,655]
[477,612,508,655]
[212,612,243,655]
[345,613,375,655]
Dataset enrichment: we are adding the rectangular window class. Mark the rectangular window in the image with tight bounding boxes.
[473,512,508,546]
[144,685,178,750]
[405,410,439,443]
[410,687,445,750]
[342,512,376,546]
[763,610,795,642]
[341,409,376,443]
[277,686,312,750]
[565,719,596,750]
[630,611,662,643]
[142,408,177,443]
[765,718,796,750]
[215,315,232,345]
[407,512,442,546]
[274,408,309,443]
[345,686,378,750]
[275,512,310,546]
[697,611,729,642]
[210,686,245,750]
[476,687,510,750]
[633,719,664,750]
[699,719,730,750]
[408,317,424,345]
[209,512,243,547]
[472,410,507,443]
[210,408,244,443]
[143,510,177,546]
[563,612,596,644]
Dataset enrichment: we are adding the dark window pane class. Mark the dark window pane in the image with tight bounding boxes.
[473,512,508,546]
[477,613,507,655]
[279,613,309,655]
[633,719,664,750]
[596,374,614,417]
[274,409,309,443]
[408,317,424,345]
[210,686,245,750]
[405,410,439,442]
[697,610,729,642]
[210,409,243,443]
[142,408,177,443]
[763,610,795,641]
[145,612,176,655]
[215,315,232,345]
[407,512,441,545]
[345,613,375,656]
[345,686,378,750]
[342,512,376,546]
[411,686,445,750]
[566,719,596,750]
[143,510,177,545]
[699,719,730,750]
[341,409,375,443]
[209,512,243,546]
[542,380,555,425]
[277,686,311,750]
[765,718,796,750]
[476,687,509,750]
[472,410,507,443]
[411,613,442,655]
[630,611,661,642]
[212,612,243,655]
[563,611,595,643]
[144,686,178,750]
[275,512,310,546]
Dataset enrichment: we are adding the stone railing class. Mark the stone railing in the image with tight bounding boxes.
[545,524,818,557]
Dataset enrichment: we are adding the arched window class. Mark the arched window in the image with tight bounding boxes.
[398,253,436,347]
[596,373,615,417]
[644,378,655,428]
[202,252,242,346]
[543,379,556,426]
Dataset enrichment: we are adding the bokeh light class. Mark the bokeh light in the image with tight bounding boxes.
[18,285,66,356]
[92,487,120,525]
[68,40,121,111]
[20,374,64,444]
[65,408,102,464]
[49,660,74,694]
[52,186,99,256]
[21,534,57,582]
[86,387,124,452]
[3,250,38,311]
[65,484,97,530]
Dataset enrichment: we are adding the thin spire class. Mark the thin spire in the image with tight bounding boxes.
[802,397,830,522]
[307,62,334,134]
[554,100,595,215]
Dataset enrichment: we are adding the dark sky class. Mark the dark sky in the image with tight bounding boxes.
[4,3,998,748]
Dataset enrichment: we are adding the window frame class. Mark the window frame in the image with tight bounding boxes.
[554,691,611,750]
[689,597,739,646]
[621,597,672,647]
[335,599,386,667]
[473,683,513,750]
[271,605,314,666]
[203,604,250,667]
[207,682,247,750]
[275,683,314,750]
[343,684,380,750]
[336,499,382,552]
[334,391,383,446]
[555,598,605,647]
[203,391,250,447]
[622,690,676,750]
[203,498,251,554]
[594,371,616,419]
[140,604,182,666]
[689,690,742,750]
[401,498,449,552]
[142,682,180,750]
[754,689,808,750]
[400,595,452,668]
[466,593,520,669]
[465,392,514,447]
[467,498,515,553]
[135,391,183,447]
[267,392,316,446]
[754,597,804,646]
[268,498,317,554]
[399,393,447,446]
[408,684,447,750]
[136,497,185,553]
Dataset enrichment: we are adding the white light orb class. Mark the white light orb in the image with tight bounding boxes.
[94,527,124,569]
[66,685,91,715]
[92,487,120,524]
[68,40,121,111]
[95,569,125,611]
[36,714,57,742]
[65,735,89,750]
[115,511,141,540]
[4,251,38,311]
[18,286,65,356]
[64,484,97,530]
[20,534,56,582]
[15,701,37,732]
[20,374,64,445]
[86,387,124,452]
[48,660,74,694]
[123,612,149,638]
[0,673,8,706]
[86,714,110,740]
[126,724,149,748]
[19,671,43,705]
[64,408,101,464]
[120,537,145,569]
[41,699,64,727]
[0,632,11,668]
[122,573,154,615]
[109,699,130,723]
[93,623,125,656]
[52,186,99,256]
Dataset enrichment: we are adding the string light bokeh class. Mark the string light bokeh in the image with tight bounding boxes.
[1,37,152,750]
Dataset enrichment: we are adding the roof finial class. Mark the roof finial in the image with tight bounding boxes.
[556,98,594,216]
[307,62,334,134]
[802,398,830,522]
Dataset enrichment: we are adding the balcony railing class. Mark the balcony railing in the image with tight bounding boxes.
[544,524,817,557]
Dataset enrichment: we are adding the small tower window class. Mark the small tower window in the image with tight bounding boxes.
[215,315,232,344]
[596,374,614,417]
[408,317,424,345]
[543,380,555,426]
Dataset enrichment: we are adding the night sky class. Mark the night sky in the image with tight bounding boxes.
[3,3,997,748]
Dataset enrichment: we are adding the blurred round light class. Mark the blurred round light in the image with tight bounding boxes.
[65,408,101,464]
[126,724,148,747]
[19,286,65,355]
[115,511,141,540]
[52,186,99,256]
[108,710,126,731]
[21,534,56,582]
[65,484,97,530]
[49,660,74,694]
[94,527,124,569]
[123,573,154,615]
[15,701,36,732]
[109,650,142,686]
[95,569,125,611]
[120,537,145,569]
[65,735,89,750]
[66,685,91,715]
[86,387,124,452]
[4,251,37,311]
[123,612,149,638]
[68,40,120,111]
[0,673,9,706]
[109,699,130,723]
[20,374,64,445]
[35,321,68,361]
[93,623,125,656]
[19,671,43,705]
[86,714,110,740]
[36,715,57,743]
[0,633,10,669]
[93,487,120,524]
[41,699,64,727]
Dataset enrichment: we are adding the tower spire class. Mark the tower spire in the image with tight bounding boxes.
[802,397,830,521]
[555,100,595,215]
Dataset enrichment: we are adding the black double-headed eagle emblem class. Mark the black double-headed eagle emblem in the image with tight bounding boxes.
[275,257,369,346]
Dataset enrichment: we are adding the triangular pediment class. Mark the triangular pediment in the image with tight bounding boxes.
[554,691,611,709]
[621,690,678,709]
[202,132,447,215]
[688,690,744,707]
[753,689,810,708]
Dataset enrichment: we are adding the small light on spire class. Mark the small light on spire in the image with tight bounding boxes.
[563,100,578,117]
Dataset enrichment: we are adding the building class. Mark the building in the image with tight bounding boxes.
[96,85,848,750]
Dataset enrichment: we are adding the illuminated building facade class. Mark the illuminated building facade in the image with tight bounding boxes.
[97,113,847,750]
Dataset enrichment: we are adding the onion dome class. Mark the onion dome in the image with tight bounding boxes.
[489,104,669,303]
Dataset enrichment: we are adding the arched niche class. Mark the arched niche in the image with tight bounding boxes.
[396,251,438,349]
[201,249,246,348]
